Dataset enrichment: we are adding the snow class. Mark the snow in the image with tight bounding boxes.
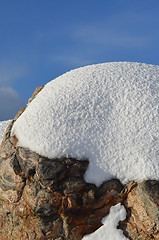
[11,62,159,186]
[82,203,128,240]
[0,120,10,144]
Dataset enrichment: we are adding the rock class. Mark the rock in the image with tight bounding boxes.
[1,121,159,240]
[28,86,44,104]
[120,180,159,240]
[0,120,125,239]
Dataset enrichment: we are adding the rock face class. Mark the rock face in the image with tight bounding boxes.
[0,87,159,239]
[0,121,124,239]
[120,181,159,240]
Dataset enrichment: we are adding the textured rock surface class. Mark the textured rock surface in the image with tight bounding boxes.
[0,120,124,239]
[0,86,159,239]
[120,181,159,240]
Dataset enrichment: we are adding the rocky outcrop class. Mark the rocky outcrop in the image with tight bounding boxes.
[0,86,159,239]
[0,120,125,239]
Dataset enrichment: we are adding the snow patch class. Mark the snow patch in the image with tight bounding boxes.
[0,120,11,144]
[82,203,128,240]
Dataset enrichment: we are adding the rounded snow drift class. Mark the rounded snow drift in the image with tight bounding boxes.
[11,62,159,186]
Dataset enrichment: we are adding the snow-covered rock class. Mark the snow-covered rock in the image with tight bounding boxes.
[11,62,159,186]
[0,119,125,239]
[1,62,159,239]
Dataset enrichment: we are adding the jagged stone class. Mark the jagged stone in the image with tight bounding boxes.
[0,120,125,239]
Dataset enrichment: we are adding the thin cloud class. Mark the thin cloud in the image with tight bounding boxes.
[0,87,25,121]
[0,61,27,86]
[51,54,94,68]
[75,26,152,49]
[73,10,154,49]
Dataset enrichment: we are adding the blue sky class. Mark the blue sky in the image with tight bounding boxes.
[0,0,159,120]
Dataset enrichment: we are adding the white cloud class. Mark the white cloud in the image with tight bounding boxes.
[0,61,27,120]
[0,87,24,121]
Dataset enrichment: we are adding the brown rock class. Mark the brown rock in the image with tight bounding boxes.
[28,86,44,104]
[120,180,159,240]
[0,121,125,239]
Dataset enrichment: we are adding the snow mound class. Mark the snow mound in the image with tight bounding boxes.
[82,203,128,240]
[11,62,159,186]
[0,120,11,144]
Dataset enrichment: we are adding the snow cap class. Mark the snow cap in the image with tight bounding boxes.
[11,62,159,186]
